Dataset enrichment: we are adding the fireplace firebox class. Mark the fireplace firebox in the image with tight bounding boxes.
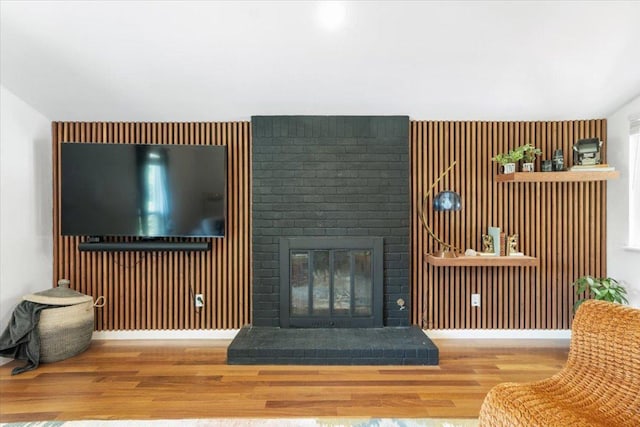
[280,237,383,328]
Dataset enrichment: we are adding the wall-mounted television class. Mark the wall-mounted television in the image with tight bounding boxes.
[61,143,226,240]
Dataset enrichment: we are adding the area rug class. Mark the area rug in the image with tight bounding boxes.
[1,418,479,427]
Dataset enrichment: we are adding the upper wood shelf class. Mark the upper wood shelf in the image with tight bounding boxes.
[424,254,539,267]
[495,171,619,183]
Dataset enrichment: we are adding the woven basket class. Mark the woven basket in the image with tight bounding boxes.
[23,280,104,364]
[38,300,95,363]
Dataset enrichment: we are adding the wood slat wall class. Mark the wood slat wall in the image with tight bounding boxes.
[52,119,606,331]
[52,122,251,330]
[410,120,607,329]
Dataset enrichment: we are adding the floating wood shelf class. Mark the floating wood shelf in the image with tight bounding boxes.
[424,254,539,267]
[495,170,619,183]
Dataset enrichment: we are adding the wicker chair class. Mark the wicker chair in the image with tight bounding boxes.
[479,300,640,427]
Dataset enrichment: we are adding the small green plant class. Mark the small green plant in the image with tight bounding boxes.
[572,275,628,312]
[520,143,542,163]
[491,148,524,166]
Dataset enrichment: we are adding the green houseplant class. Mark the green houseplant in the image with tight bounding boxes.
[491,149,524,173]
[572,275,628,312]
[519,143,542,172]
[521,143,542,163]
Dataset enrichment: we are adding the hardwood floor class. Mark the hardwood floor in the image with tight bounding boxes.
[0,338,569,422]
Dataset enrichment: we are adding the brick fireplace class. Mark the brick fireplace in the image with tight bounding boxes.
[251,116,410,328]
[227,115,438,365]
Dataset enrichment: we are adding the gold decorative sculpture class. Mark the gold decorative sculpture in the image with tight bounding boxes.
[482,234,494,253]
[506,234,518,256]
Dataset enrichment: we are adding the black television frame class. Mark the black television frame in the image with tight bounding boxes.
[60,142,227,252]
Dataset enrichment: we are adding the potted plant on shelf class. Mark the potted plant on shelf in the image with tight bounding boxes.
[572,275,628,312]
[492,149,523,174]
[520,143,542,172]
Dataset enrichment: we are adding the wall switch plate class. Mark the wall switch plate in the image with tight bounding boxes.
[195,294,204,308]
[471,294,481,307]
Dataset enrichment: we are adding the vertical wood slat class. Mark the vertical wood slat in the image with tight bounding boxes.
[410,119,608,329]
[52,122,251,331]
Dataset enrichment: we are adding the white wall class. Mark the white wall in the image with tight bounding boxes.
[607,95,640,308]
[0,85,52,329]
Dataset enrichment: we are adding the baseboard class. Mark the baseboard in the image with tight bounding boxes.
[425,329,571,339]
[90,328,571,340]
[92,329,240,340]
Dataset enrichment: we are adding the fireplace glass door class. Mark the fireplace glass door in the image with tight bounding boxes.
[290,249,372,317]
[281,238,383,328]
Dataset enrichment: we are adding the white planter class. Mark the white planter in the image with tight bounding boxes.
[503,163,516,174]
[522,162,535,172]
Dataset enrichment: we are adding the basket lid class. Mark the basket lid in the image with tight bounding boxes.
[23,279,93,306]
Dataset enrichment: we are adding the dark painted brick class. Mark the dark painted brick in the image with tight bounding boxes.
[259,261,278,269]
[327,117,337,137]
[324,228,348,236]
[302,228,327,235]
[253,116,410,327]
[254,301,278,311]
[346,118,356,137]
[254,236,277,244]
[303,117,313,136]
[288,118,297,136]
[296,119,305,137]
[336,117,345,137]
[253,252,277,262]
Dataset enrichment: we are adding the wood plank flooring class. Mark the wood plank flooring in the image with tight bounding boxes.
[0,339,569,422]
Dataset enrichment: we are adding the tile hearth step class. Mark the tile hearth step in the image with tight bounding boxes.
[227,325,438,365]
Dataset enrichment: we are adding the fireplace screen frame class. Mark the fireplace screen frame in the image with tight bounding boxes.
[280,237,384,328]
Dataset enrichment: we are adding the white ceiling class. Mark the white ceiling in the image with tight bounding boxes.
[2,1,639,122]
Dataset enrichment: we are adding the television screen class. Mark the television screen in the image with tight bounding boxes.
[61,143,226,238]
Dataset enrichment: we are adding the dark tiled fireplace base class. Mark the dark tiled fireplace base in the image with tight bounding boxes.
[227,326,438,365]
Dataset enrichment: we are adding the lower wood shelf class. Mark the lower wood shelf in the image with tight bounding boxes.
[424,253,539,267]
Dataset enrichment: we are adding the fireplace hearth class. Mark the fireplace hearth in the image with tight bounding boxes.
[227,326,439,365]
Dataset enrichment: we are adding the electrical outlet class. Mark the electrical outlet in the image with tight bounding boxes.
[195,294,204,308]
[471,293,481,307]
